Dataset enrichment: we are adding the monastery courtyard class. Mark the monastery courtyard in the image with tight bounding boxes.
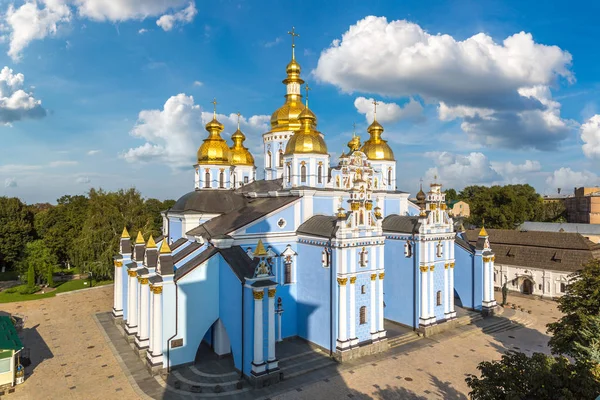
[1,286,560,400]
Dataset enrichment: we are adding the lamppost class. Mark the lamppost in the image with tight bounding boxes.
[275,297,284,342]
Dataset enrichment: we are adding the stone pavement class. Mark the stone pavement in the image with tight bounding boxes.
[0,286,561,399]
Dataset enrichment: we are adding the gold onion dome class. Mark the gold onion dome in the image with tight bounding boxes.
[284,94,328,155]
[230,114,255,166]
[197,99,231,165]
[416,187,426,202]
[360,119,395,161]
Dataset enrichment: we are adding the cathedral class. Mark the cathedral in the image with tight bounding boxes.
[112,33,496,386]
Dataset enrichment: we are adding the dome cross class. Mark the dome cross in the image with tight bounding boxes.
[236,111,241,130]
[287,27,300,59]
[372,99,379,121]
[304,83,311,108]
[211,98,218,119]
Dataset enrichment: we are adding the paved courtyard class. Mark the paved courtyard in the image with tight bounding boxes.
[1,286,561,399]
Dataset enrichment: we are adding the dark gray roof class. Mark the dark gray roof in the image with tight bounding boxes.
[519,221,600,236]
[235,178,283,194]
[170,190,247,214]
[251,280,277,288]
[126,262,137,269]
[149,275,163,284]
[186,196,300,239]
[455,234,474,254]
[171,238,188,251]
[297,215,339,238]
[175,245,258,282]
[173,242,201,264]
[383,215,421,234]
[136,268,149,276]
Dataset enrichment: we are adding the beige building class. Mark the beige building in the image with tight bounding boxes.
[0,316,23,389]
[565,187,600,224]
[447,200,470,217]
[464,229,600,299]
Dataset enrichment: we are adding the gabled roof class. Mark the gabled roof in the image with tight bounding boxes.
[170,237,188,252]
[383,215,421,234]
[173,242,202,264]
[235,178,283,194]
[186,196,300,240]
[0,316,23,351]
[455,233,475,254]
[174,245,258,282]
[170,190,247,214]
[519,221,600,236]
[297,215,339,238]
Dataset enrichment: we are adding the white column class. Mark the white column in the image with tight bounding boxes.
[377,272,384,332]
[148,283,155,355]
[444,264,449,315]
[349,276,356,340]
[277,312,283,342]
[252,290,265,371]
[450,263,455,312]
[429,265,434,319]
[339,248,346,274]
[139,278,150,343]
[113,261,123,316]
[483,257,490,302]
[420,266,428,322]
[127,271,138,333]
[151,286,162,357]
[267,289,276,363]
[370,274,377,334]
[337,278,348,346]
[349,248,355,274]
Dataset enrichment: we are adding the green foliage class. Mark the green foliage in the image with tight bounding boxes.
[47,266,54,287]
[0,271,19,281]
[0,197,34,270]
[0,279,112,303]
[466,351,600,400]
[444,188,458,203]
[26,264,35,288]
[548,259,600,361]
[20,285,39,295]
[19,240,57,284]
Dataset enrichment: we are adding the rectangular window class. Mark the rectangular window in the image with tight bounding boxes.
[359,306,367,325]
[244,176,249,184]
[285,262,292,284]
[0,358,11,373]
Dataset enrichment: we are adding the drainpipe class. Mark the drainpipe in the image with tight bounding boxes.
[472,254,475,310]
[166,281,178,373]
[329,241,333,357]
[165,208,171,243]
[240,279,245,380]
[412,233,417,331]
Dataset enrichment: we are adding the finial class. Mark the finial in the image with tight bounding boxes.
[121,226,130,239]
[353,122,356,137]
[236,112,241,130]
[372,99,379,121]
[254,239,268,257]
[147,235,157,249]
[419,177,423,190]
[287,26,300,59]
[211,98,217,119]
[135,231,145,245]
[304,83,311,108]
[159,239,171,254]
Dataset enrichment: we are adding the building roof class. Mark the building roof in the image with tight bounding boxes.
[297,215,339,238]
[170,190,247,214]
[519,221,600,236]
[465,229,600,273]
[186,196,300,240]
[382,215,421,234]
[0,316,23,351]
[173,242,202,264]
[170,237,188,252]
[174,245,258,282]
[235,178,283,194]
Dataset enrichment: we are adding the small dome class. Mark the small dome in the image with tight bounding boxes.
[230,128,255,166]
[197,117,231,165]
[416,188,426,201]
[347,134,361,153]
[360,120,395,161]
[284,107,327,155]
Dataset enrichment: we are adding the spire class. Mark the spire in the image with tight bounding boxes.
[147,235,157,249]
[212,97,217,119]
[287,26,300,60]
[121,226,130,239]
[304,83,311,109]
[372,99,379,122]
[254,239,268,257]
[159,239,171,254]
[135,231,144,244]
[479,219,488,237]
[237,111,241,130]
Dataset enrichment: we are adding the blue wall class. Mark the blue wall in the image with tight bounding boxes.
[245,205,296,234]
[383,239,416,328]
[454,244,476,309]
[169,219,182,242]
[384,199,401,216]
[218,256,244,373]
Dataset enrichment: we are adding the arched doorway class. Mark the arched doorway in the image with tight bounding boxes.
[194,319,235,372]
[522,279,533,295]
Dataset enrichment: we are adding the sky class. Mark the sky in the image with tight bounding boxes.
[0,0,599,204]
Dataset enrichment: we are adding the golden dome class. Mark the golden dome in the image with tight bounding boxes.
[360,120,395,161]
[347,134,361,153]
[284,107,328,155]
[229,124,255,166]
[197,114,231,165]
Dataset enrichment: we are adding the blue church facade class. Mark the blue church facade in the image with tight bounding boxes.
[111,41,497,386]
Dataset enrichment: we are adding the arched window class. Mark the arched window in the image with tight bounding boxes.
[560,282,566,293]
[267,151,272,168]
[301,164,307,183]
[232,173,236,188]
[278,150,284,168]
[284,256,293,284]
[359,306,367,325]
[287,164,291,183]
[404,242,412,258]
[361,285,366,294]
[318,165,323,184]
[436,291,442,306]
[219,171,225,188]
[205,170,211,188]
[387,169,392,187]
[359,210,364,225]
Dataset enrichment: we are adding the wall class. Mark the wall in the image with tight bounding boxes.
[169,219,183,242]
[493,264,569,299]
[383,239,416,327]
[217,257,244,372]
[0,351,14,387]
[453,244,475,309]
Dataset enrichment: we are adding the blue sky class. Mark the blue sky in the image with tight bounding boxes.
[0,0,599,203]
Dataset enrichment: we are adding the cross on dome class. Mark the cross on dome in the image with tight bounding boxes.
[372,99,379,121]
[236,111,241,129]
[287,27,300,59]
[304,83,311,107]
[212,98,218,118]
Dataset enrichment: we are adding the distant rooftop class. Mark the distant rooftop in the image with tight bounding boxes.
[0,316,23,351]
[519,221,600,235]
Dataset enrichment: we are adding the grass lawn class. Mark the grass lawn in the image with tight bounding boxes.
[0,279,113,303]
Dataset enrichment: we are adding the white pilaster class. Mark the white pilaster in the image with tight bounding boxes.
[337,277,348,348]
[148,282,154,355]
[146,284,163,367]
[137,278,150,348]
[450,263,455,313]
[349,247,356,274]
[483,258,490,302]
[267,288,278,369]
[429,265,434,319]
[444,264,449,315]
[370,274,377,336]
[377,272,384,333]
[252,290,266,375]
[126,271,138,335]
[113,260,123,317]
[349,276,357,343]
[419,265,429,325]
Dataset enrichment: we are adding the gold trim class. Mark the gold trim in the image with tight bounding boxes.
[444,263,449,269]
[268,288,276,298]
[337,277,348,286]
[370,274,377,281]
[253,290,264,300]
[419,266,428,273]
[429,265,435,271]
[127,270,137,277]
[114,260,123,268]
[151,286,163,295]
[350,276,357,284]
[491,256,495,262]
[140,277,149,285]
[378,273,385,280]
[450,262,455,269]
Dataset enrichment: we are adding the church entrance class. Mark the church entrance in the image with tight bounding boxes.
[194,319,235,374]
[522,279,533,295]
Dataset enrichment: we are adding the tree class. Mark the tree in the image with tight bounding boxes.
[27,264,35,289]
[46,265,54,287]
[19,240,57,285]
[466,351,600,400]
[444,188,458,203]
[0,197,34,270]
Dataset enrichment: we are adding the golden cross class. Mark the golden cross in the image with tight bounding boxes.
[236,112,241,130]
[372,99,379,120]
[353,122,356,137]
[288,27,300,58]
[211,98,217,118]
[304,83,311,107]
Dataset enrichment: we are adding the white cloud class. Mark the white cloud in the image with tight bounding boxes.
[74,0,189,22]
[354,97,424,124]
[122,93,269,168]
[0,66,46,123]
[264,36,282,48]
[314,16,574,150]
[4,178,17,188]
[581,115,600,159]
[424,151,542,188]
[0,164,42,173]
[193,80,203,87]
[87,149,101,155]
[75,176,90,184]
[156,2,196,32]
[546,167,600,189]
[49,160,78,167]
[138,28,148,34]
[4,0,72,61]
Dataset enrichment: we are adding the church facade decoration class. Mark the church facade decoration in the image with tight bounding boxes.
[112,30,496,387]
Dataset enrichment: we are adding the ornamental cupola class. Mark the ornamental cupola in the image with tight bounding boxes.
[360,100,395,161]
[229,113,255,166]
[284,84,328,155]
[197,99,231,165]
[270,27,306,132]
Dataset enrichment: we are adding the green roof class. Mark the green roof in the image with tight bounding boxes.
[447,200,460,207]
[0,316,23,351]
